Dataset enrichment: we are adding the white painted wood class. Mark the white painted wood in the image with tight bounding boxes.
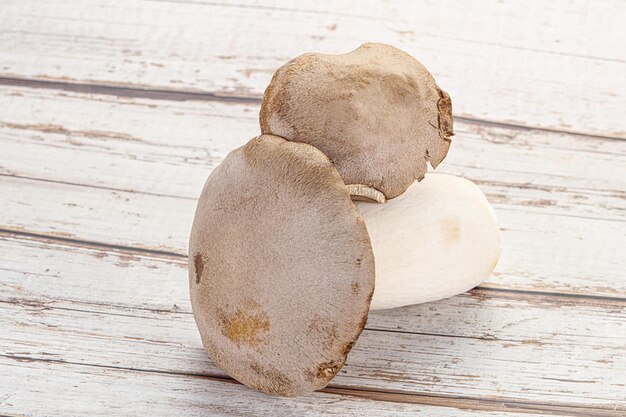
[0,176,195,253]
[1,306,623,408]
[1,0,625,137]
[1,131,623,221]
[1,237,625,407]
[0,86,624,297]
[2,233,623,333]
[1,359,506,417]
[1,2,625,414]
[1,173,624,298]
[0,234,188,312]
[1,85,624,207]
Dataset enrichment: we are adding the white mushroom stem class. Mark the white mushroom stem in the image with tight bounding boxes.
[355,174,501,310]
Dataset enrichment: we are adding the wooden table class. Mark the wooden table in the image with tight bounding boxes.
[1,1,625,416]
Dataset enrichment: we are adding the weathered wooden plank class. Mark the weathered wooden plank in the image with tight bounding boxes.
[2,309,624,412]
[1,2,624,415]
[1,360,620,417]
[1,359,504,417]
[1,86,624,300]
[2,122,623,220]
[1,0,625,137]
[0,233,623,317]
[6,359,601,417]
[0,176,192,253]
[0,124,626,220]
[1,173,624,297]
[1,86,624,211]
[1,240,625,408]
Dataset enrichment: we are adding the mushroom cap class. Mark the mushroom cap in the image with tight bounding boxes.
[189,134,375,397]
[260,42,454,200]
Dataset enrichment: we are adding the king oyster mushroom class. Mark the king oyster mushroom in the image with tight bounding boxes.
[260,42,454,200]
[189,137,501,397]
[189,44,501,397]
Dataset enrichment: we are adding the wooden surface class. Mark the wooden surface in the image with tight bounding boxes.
[1,1,625,416]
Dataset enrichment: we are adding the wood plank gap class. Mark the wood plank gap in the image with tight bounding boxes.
[493,206,626,223]
[0,298,189,319]
[471,179,626,198]
[0,228,186,259]
[0,353,231,383]
[0,354,618,417]
[0,173,198,201]
[1,76,623,141]
[324,386,624,417]
[0,76,260,105]
[454,116,626,142]
[362,327,534,342]
[472,287,626,306]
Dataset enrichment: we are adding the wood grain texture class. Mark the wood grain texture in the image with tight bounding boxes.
[0,85,624,298]
[10,358,602,417]
[1,158,624,300]
[1,1,626,415]
[1,175,624,298]
[2,360,498,417]
[1,0,625,137]
[1,85,625,203]
[1,234,625,411]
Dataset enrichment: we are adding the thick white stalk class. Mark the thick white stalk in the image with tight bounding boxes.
[356,174,501,310]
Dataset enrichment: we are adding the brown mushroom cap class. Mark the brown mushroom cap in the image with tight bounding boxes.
[189,134,375,397]
[260,42,454,199]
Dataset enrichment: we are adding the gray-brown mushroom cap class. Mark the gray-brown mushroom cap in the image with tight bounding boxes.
[260,42,454,199]
[189,134,375,397]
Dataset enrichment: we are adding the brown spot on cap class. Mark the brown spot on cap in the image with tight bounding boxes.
[316,361,341,381]
[437,89,454,139]
[193,253,204,284]
[222,309,270,347]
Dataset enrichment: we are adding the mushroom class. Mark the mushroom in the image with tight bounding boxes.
[189,137,501,397]
[190,44,500,397]
[189,135,375,397]
[357,174,501,310]
[260,42,454,200]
